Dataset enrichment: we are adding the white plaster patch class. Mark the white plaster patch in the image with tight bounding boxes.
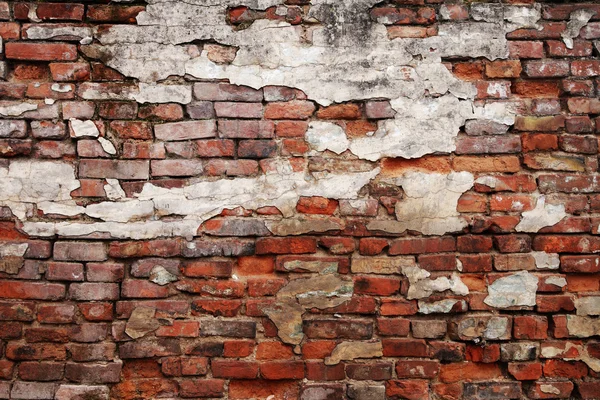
[82,1,534,162]
[50,84,73,93]
[305,121,349,155]
[403,265,469,300]
[562,9,595,49]
[104,179,126,201]
[0,102,38,117]
[484,271,538,308]
[265,217,345,236]
[6,159,379,239]
[544,276,567,289]
[0,160,81,220]
[418,299,465,314]
[540,385,560,395]
[575,296,600,316]
[149,265,178,285]
[0,242,28,257]
[70,119,99,138]
[133,83,192,104]
[515,196,567,232]
[90,0,535,103]
[532,251,560,270]
[382,171,474,236]
[349,94,473,161]
[98,137,117,155]
[541,341,600,372]
[325,341,383,365]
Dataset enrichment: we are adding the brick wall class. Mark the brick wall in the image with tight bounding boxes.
[0,0,600,399]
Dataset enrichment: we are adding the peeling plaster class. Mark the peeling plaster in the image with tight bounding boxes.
[515,196,567,233]
[574,296,600,316]
[541,341,600,372]
[403,265,469,300]
[532,251,560,270]
[83,0,533,162]
[418,299,466,314]
[0,102,38,117]
[2,160,379,239]
[367,171,474,236]
[305,121,349,155]
[562,9,595,49]
[325,341,383,365]
[484,271,538,308]
[70,119,99,138]
[265,273,353,346]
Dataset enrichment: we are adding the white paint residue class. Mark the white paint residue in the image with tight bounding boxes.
[516,196,567,232]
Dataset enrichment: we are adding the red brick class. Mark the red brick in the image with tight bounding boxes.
[548,40,593,57]
[296,196,338,215]
[493,234,532,252]
[572,60,600,77]
[432,383,462,400]
[87,5,145,23]
[205,159,258,176]
[543,359,587,379]
[509,362,543,380]
[46,261,84,281]
[138,103,183,120]
[528,381,573,398]
[0,281,65,300]
[302,341,336,359]
[514,316,548,339]
[37,304,75,324]
[453,156,521,172]
[155,321,199,338]
[178,379,225,398]
[485,60,522,78]
[316,103,361,119]
[562,79,594,96]
[387,25,436,39]
[54,241,106,262]
[256,342,294,360]
[509,41,544,58]
[69,283,119,301]
[6,343,66,360]
[386,380,430,400]
[214,102,263,119]
[359,238,388,255]
[536,295,575,313]
[79,303,113,321]
[229,380,299,399]
[260,361,304,379]
[256,237,317,254]
[120,279,169,299]
[304,319,372,340]
[466,343,500,363]
[0,21,19,39]
[389,237,455,255]
[396,360,440,378]
[354,276,400,296]
[508,22,566,40]
[382,339,428,357]
[265,100,315,119]
[513,80,561,98]
[36,3,84,20]
[579,382,600,399]
[5,42,77,61]
[439,362,502,383]
[457,235,493,253]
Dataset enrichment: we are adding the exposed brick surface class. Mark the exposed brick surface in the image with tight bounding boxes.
[0,1,598,398]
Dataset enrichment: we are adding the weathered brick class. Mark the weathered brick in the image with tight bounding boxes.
[54,242,106,262]
[5,42,77,61]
